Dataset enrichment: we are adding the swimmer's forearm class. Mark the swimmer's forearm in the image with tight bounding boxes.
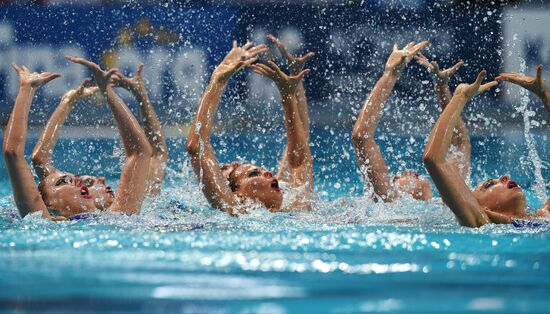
[132,88,167,159]
[435,79,452,108]
[296,82,310,137]
[187,79,227,152]
[105,86,152,156]
[278,82,310,180]
[281,92,311,168]
[31,92,77,178]
[424,94,468,164]
[352,70,399,139]
[3,84,37,155]
[434,79,471,175]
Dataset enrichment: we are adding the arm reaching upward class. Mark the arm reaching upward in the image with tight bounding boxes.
[112,64,168,196]
[65,56,152,215]
[267,34,315,181]
[252,61,313,192]
[186,41,268,214]
[416,53,470,178]
[31,79,99,180]
[496,64,550,119]
[423,70,497,227]
[3,64,61,218]
[351,41,428,202]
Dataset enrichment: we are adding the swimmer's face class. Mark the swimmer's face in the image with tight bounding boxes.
[41,172,96,217]
[394,170,432,201]
[473,175,526,216]
[226,163,283,212]
[79,175,115,210]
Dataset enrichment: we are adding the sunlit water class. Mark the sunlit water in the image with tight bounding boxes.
[0,130,549,313]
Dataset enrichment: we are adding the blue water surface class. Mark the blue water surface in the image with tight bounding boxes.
[0,129,549,314]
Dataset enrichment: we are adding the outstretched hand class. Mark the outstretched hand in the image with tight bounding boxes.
[385,41,429,74]
[267,34,315,75]
[212,41,268,83]
[496,64,548,98]
[111,64,146,93]
[251,60,310,95]
[11,63,61,88]
[415,52,464,82]
[65,56,117,90]
[454,70,497,98]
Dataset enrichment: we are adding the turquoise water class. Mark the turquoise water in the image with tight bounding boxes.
[0,130,549,313]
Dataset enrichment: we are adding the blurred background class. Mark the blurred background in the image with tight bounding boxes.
[0,0,548,137]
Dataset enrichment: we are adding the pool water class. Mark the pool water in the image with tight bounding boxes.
[0,129,549,313]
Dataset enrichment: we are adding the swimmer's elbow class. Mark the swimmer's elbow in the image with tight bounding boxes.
[422,151,441,170]
[186,135,200,156]
[351,130,374,151]
[143,144,153,158]
[30,150,46,166]
[351,128,364,144]
[129,142,153,159]
[3,143,22,161]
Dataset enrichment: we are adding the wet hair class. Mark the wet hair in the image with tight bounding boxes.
[37,179,50,206]
[221,162,241,192]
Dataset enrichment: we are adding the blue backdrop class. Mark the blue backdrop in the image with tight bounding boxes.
[0,3,546,127]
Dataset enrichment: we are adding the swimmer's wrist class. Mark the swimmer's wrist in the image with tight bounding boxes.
[434,76,449,85]
[18,83,39,96]
[210,74,229,85]
[383,68,400,77]
[129,84,147,97]
[19,82,37,90]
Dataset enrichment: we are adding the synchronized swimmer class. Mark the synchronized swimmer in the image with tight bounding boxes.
[3,35,549,227]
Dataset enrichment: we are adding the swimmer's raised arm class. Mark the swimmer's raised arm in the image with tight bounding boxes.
[3,64,60,218]
[415,53,470,178]
[352,41,428,202]
[423,71,497,227]
[267,34,314,181]
[496,64,550,118]
[186,42,267,214]
[251,61,313,194]
[112,64,167,196]
[31,80,99,180]
[65,56,152,215]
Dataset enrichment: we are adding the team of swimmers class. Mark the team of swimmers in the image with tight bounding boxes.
[3,36,550,227]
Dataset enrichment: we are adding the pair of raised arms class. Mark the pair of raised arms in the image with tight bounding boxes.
[186,37,315,214]
[4,57,167,219]
[352,41,469,202]
[424,65,550,227]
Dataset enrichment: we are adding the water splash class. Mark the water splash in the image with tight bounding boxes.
[517,58,547,203]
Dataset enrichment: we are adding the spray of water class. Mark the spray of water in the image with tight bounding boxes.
[517,58,547,203]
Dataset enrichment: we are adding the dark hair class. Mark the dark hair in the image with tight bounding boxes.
[37,179,50,206]
[221,162,241,192]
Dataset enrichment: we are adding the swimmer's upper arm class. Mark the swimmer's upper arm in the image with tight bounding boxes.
[186,137,241,215]
[423,153,489,227]
[109,153,151,215]
[351,134,395,202]
[3,150,48,217]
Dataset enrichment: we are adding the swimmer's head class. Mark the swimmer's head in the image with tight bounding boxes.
[222,162,283,212]
[38,172,96,217]
[473,175,526,216]
[78,175,115,210]
[393,170,432,201]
